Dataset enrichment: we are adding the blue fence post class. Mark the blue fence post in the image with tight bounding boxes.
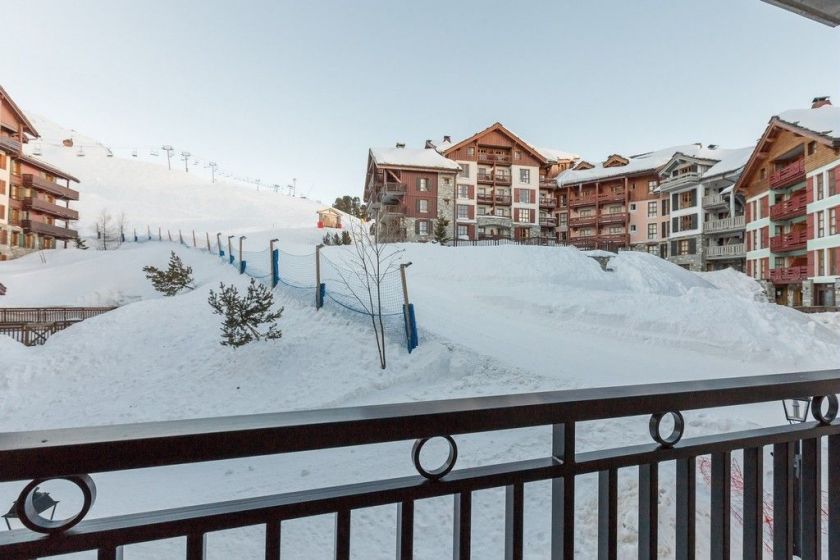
[316,282,325,309]
[404,303,419,352]
[272,247,279,288]
[315,244,324,310]
[240,260,247,274]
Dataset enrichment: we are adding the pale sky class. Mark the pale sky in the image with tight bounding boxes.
[2,0,839,202]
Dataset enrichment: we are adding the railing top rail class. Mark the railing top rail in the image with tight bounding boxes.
[1,369,839,481]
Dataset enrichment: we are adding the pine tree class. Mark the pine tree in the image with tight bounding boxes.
[433,213,450,244]
[341,230,352,245]
[207,278,283,347]
[332,232,342,245]
[74,237,89,250]
[322,233,332,246]
[143,251,195,296]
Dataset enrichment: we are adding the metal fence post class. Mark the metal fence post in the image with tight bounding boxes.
[217,233,223,256]
[192,230,197,248]
[133,228,137,242]
[179,230,183,245]
[168,230,172,242]
[227,236,234,264]
[239,236,246,274]
[270,239,279,288]
[315,244,324,309]
[147,225,151,241]
[206,232,211,252]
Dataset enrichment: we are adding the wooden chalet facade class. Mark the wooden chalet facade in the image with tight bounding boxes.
[0,84,80,260]
[736,97,840,307]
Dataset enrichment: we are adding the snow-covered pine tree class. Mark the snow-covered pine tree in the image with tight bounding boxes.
[332,232,342,245]
[143,251,195,296]
[322,233,332,246]
[74,237,89,250]
[207,278,283,347]
[341,231,352,245]
[433,213,450,244]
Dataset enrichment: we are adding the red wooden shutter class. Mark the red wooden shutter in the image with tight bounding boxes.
[808,250,815,277]
[762,258,769,280]
[468,185,474,199]
[415,221,420,235]
[806,177,814,204]
[761,226,769,248]
[514,188,521,201]
[746,203,752,222]
[514,208,520,222]
[530,190,536,204]
[807,213,815,239]
[747,260,752,277]
[468,206,474,219]
[834,167,840,195]
[467,225,475,239]
[835,247,840,275]
[760,197,769,218]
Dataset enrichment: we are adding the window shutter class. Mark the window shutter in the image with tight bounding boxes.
[690,214,698,230]
[807,213,815,239]
[468,206,474,219]
[745,203,751,222]
[690,190,697,206]
[760,197,769,218]
[468,185,474,198]
[670,241,677,255]
[415,199,420,213]
[806,177,814,204]
[530,190,536,204]
[671,193,679,211]
[688,238,696,254]
[415,220,420,234]
[672,216,679,233]
[808,250,815,277]
[514,188,520,201]
[833,166,840,195]
[514,208,520,222]
[761,227,769,248]
[416,177,421,191]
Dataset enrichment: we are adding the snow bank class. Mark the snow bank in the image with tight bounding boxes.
[697,268,768,303]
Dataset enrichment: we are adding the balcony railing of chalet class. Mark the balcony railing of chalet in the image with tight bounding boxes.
[770,192,808,221]
[702,193,727,208]
[478,153,511,163]
[598,190,625,204]
[539,198,557,209]
[379,205,404,218]
[22,198,79,221]
[477,193,512,205]
[769,159,806,190]
[597,233,629,243]
[769,265,808,284]
[568,215,596,227]
[539,217,557,227]
[20,175,80,201]
[4,371,840,559]
[599,212,628,225]
[770,229,808,253]
[704,215,745,234]
[375,182,407,196]
[0,134,22,154]
[706,243,746,258]
[569,195,598,208]
[478,172,512,184]
[658,171,702,190]
[20,220,78,239]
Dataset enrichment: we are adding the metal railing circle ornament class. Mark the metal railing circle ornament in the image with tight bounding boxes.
[412,436,458,480]
[648,411,685,447]
[16,474,97,534]
[812,395,839,424]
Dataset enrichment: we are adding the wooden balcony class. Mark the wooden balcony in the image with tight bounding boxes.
[23,197,79,221]
[0,134,22,154]
[569,194,598,208]
[769,265,808,284]
[599,212,628,225]
[597,233,630,244]
[379,205,405,219]
[770,229,808,253]
[706,243,745,259]
[569,215,597,227]
[539,217,557,227]
[769,159,806,190]
[21,219,78,239]
[539,198,557,209]
[702,193,727,209]
[478,153,511,164]
[21,174,80,201]
[704,215,745,234]
[769,192,807,221]
[598,190,626,204]
[477,193,511,205]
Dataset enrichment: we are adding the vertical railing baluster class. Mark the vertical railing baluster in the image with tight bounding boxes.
[551,422,575,560]
[830,434,840,558]
[453,491,472,560]
[335,510,351,560]
[773,442,794,560]
[741,447,763,560]
[638,463,658,560]
[505,481,524,560]
[397,500,414,560]
[97,546,124,560]
[265,519,282,560]
[710,451,731,560]
[800,437,821,560]
[598,468,617,560]
[675,457,695,560]
[186,533,207,560]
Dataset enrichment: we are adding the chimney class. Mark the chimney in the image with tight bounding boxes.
[812,96,832,109]
[425,139,435,149]
[443,135,451,143]
[708,144,718,150]
[395,142,406,149]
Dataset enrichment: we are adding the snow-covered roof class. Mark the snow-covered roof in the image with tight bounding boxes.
[369,147,461,171]
[701,146,754,179]
[434,139,453,153]
[776,105,840,139]
[556,144,706,186]
[535,147,580,163]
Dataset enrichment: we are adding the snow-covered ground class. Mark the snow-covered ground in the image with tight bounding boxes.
[1,119,839,558]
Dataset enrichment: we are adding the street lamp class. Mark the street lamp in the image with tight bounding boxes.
[783,397,812,424]
[3,488,58,530]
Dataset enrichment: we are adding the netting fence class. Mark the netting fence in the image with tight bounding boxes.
[123,227,419,354]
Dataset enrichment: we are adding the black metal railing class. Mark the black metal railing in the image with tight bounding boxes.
[1,370,840,559]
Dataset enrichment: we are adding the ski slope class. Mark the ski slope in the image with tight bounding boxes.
[1,120,839,558]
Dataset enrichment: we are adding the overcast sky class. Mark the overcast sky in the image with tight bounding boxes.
[2,1,839,202]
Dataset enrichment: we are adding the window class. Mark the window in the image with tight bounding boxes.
[661,221,669,238]
[457,204,468,219]
[608,226,623,235]
[647,201,657,217]
[648,180,657,193]
[459,164,470,178]
[558,214,568,226]
[678,240,690,256]
[418,221,429,236]
[514,150,521,160]
[832,210,837,236]
[0,153,5,170]
[418,199,429,214]
[495,207,510,218]
[662,199,669,215]
[818,212,825,237]
[818,249,826,276]
[476,205,487,216]
[630,203,637,211]
[518,209,532,223]
[418,178,430,192]
[679,190,696,208]
[630,225,637,232]
[647,245,659,255]
[760,168,766,180]
[519,169,530,184]
[457,225,468,239]
[829,167,838,197]
[808,141,817,156]
[467,147,475,156]
[817,174,824,200]
[443,177,451,186]
[457,185,470,198]
[519,189,531,204]
[647,223,657,240]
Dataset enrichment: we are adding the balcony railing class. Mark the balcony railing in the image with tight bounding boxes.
[769,159,806,190]
[706,243,745,258]
[769,265,808,284]
[598,190,625,204]
[658,171,702,191]
[22,197,79,221]
[21,174,80,201]
[702,193,727,208]
[704,215,745,234]
[597,233,629,243]
[568,215,597,227]
[539,217,557,227]
[478,172,511,185]
[770,229,808,253]
[599,212,628,225]
[478,153,511,163]
[770,192,807,221]
[2,370,838,559]
[0,134,22,153]
[20,219,78,239]
[569,194,598,208]
[539,198,557,209]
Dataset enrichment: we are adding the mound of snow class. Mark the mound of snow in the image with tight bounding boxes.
[697,268,769,303]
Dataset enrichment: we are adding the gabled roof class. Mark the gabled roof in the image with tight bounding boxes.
[0,84,39,137]
[702,147,754,180]
[535,146,580,164]
[556,144,706,187]
[441,122,549,164]
[603,154,629,168]
[18,154,80,183]
[735,104,840,193]
[369,147,461,171]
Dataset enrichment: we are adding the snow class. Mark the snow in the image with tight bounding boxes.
[369,146,461,171]
[777,104,840,139]
[702,146,754,179]
[3,118,840,558]
[535,146,580,163]
[556,144,705,186]
[696,268,769,303]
